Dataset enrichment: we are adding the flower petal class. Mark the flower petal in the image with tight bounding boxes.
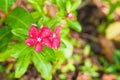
[42,38,52,48]
[54,25,62,34]
[52,33,60,40]
[25,38,36,46]
[39,27,52,38]
[35,43,42,52]
[52,38,60,49]
[29,24,39,38]
[66,12,74,20]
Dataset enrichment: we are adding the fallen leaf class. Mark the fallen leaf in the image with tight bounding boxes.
[44,1,58,18]
[11,0,33,12]
[99,36,115,63]
[113,8,120,21]
[76,72,92,80]
[101,74,117,80]
[0,10,5,19]
[91,56,102,70]
[106,21,120,40]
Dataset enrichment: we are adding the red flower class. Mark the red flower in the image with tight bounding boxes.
[66,12,74,20]
[25,24,62,52]
[49,25,62,49]
[25,24,52,52]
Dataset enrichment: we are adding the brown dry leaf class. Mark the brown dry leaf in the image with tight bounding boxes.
[99,36,115,63]
[20,75,30,80]
[0,10,5,19]
[91,56,102,70]
[11,0,33,12]
[91,0,102,7]
[7,58,15,62]
[113,8,120,21]
[100,2,110,15]
[106,21,120,40]
[101,74,117,80]
[60,20,67,27]
[44,1,58,18]
[90,0,110,15]
[66,71,75,80]
[76,72,92,80]
[5,63,14,74]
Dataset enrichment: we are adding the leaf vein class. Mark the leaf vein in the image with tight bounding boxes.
[8,15,28,28]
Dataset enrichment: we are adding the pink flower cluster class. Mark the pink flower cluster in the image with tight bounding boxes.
[25,24,62,52]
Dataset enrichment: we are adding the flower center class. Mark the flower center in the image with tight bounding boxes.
[37,37,41,42]
[68,13,73,17]
[53,34,56,38]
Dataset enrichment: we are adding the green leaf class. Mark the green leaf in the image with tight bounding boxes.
[0,46,13,62]
[11,44,28,59]
[91,72,99,77]
[55,0,66,18]
[103,0,111,3]
[6,7,34,30]
[27,0,44,5]
[15,51,31,78]
[57,10,66,18]
[0,43,27,62]
[85,59,92,68]
[66,19,82,32]
[31,11,41,20]
[0,0,16,13]
[0,26,12,51]
[61,62,75,72]
[27,0,45,13]
[11,28,28,40]
[114,50,120,57]
[60,38,73,58]
[83,44,91,56]
[32,52,52,80]
[38,17,61,30]
[97,23,106,34]
[56,0,66,10]
[46,18,60,30]
[59,41,67,49]
[0,26,11,41]
[38,16,50,26]
[66,1,71,12]
[60,27,70,37]
[0,64,5,73]
[70,0,81,11]
[105,65,117,73]
[41,47,56,62]
[52,50,65,71]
